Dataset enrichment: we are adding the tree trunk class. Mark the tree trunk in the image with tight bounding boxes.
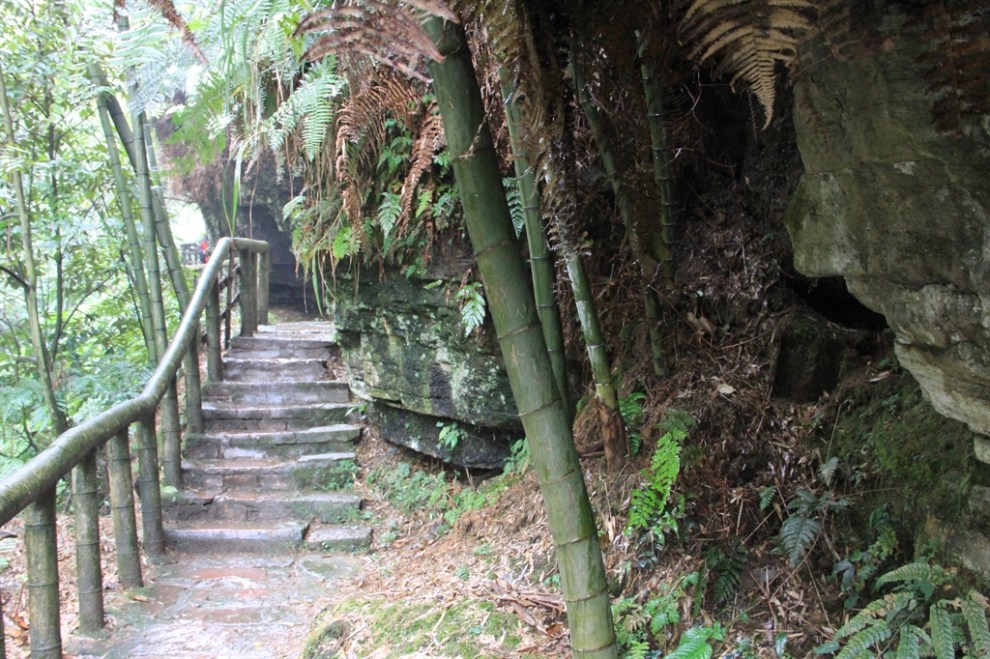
[423,17,617,658]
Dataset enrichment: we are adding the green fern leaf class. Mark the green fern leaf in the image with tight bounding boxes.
[666,627,714,659]
[376,191,402,239]
[962,592,990,657]
[780,514,820,567]
[876,562,950,590]
[837,623,893,659]
[894,624,923,659]
[503,177,525,238]
[930,604,955,659]
[834,596,894,640]
[456,282,486,337]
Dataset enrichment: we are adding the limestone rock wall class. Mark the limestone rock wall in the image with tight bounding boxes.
[785,5,990,445]
[330,255,520,469]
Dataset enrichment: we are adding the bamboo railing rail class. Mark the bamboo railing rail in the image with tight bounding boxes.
[0,236,269,658]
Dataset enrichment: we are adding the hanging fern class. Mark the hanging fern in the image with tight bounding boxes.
[677,0,817,128]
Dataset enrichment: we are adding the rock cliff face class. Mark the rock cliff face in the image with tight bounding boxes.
[786,5,990,452]
[330,252,520,469]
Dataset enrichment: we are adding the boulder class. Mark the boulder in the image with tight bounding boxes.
[786,5,990,453]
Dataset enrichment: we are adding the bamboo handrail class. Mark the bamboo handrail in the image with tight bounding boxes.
[0,236,268,657]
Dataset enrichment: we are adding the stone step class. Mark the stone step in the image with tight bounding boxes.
[203,380,350,405]
[182,453,356,490]
[222,357,330,382]
[305,524,373,552]
[166,488,363,523]
[257,323,334,341]
[202,402,351,431]
[164,519,310,553]
[228,336,335,360]
[185,424,362,459]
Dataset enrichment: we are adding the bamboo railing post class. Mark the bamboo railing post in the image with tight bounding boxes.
[135,414,165,559]
[72,450,104,633]
[258,250,270,326]
[238,248,258,337]
[184,337,204,434]
[107,428,142,588]
[224,255,235,349]
[206,280,223,382]
[161,380,182,489]
[25,490,60,658]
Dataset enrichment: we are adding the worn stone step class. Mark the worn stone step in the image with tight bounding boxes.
[182,453,356,490]
[203,380,350,405]
[185,424,361,459]
[202,402,350,431]
[164,519,310,553]
[305,524,373,552]
[222,357,329,382]
[256,323,334,341]
[166,488,362,523]
[228,336,335,360]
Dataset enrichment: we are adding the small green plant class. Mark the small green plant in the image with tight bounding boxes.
[611,572,716,658]
[619,391,647,456]
[436,421,467,452]
[502,438,530,476]
[704,542,748,608]
[456,281,486,337]
[831,507,900,610]
[815,561,990,658]
[777,488,848,567]
[627,410,695,542]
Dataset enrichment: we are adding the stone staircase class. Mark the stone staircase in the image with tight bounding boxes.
[163,321,371,554]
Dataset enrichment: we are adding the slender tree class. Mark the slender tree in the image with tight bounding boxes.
[0,61,69,438]
[423,16,617,657]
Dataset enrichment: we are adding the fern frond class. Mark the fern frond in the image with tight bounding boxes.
[397,107,444,234]
[894,625,924,659]
[666,627,716,659]
[875,562,951,589]
[962,591,990,657]
[678,0,816,127]
[929,604,955,659]
[836,623,893,659]
[779,514,819,567]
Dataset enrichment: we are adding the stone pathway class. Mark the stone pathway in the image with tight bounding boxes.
[66,321,370,658]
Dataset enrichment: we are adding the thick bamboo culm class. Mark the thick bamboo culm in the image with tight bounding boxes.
[25,491,60,659]
[206,280,223,382]
[73,450,104,633]
[135,414,166,558]
[107,428,143,588]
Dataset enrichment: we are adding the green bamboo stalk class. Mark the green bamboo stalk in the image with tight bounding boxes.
[637,33,676,283]
[135,414,165,559]
[565,256,618,409]
[0,60,69,438]
[24,490,60,658]
[206,281,223,382]
[107,428,143,588]
[571,51,667,377]
[72,450,104,633]
[423,17,617,658]
[132,112,183,488]
[142,118,204,434]
[498,68,571,419]
[90,64,155,360]
[239,248,258,337]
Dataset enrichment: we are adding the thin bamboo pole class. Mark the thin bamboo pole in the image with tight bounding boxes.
[498,68,570,420]
[135,414,165,559]
[72,450,104,633]
[224,255,235,349]
[107,428,143,588]
[206,281,222,382]
[24,491,60,658]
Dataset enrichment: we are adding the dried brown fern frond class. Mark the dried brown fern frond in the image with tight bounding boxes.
[115,0,207,63]
[916,0,990,136]
[814,0,853,60]
[294,0,455,82]
[397,107,445,234]
[678,0,817,128]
